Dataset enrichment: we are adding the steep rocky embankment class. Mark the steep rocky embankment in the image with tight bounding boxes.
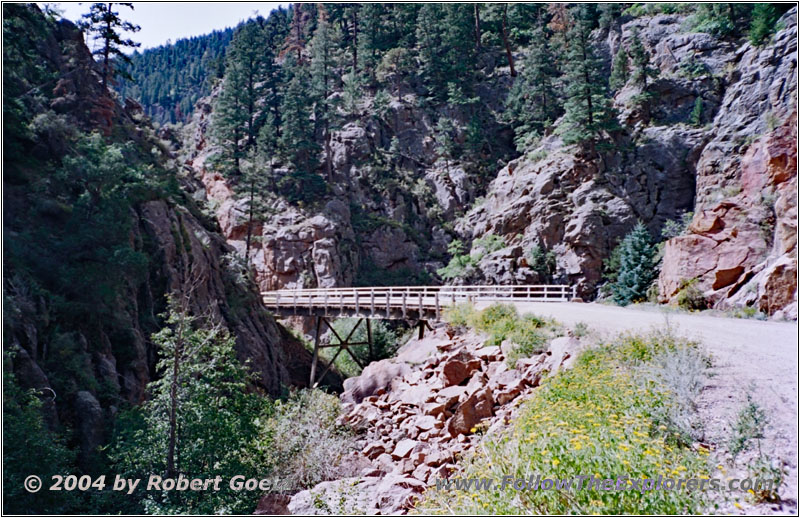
[658,15,798,318]
[277,326,582,514]
[463,10,797,315]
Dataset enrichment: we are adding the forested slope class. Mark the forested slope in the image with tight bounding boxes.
[2,5,337,513]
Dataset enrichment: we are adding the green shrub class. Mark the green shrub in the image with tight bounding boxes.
[676,278,707,311]
[3,367,78,514]
[661,211,694,239]
[256,389,357,492]
[473,234,506,254]
[418,330,711,514]
[464,304,551,367]
[689,97,703,126]
[729,392,767,461]
[528,245,557,281]
[572,321,589,338]
[612,222,658,306]
[443,302,478,327]
[437,239,478,281]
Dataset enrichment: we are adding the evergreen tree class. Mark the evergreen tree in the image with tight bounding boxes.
[598,3,622,30]
[612,222,657,306]
[749,3,780,45]
[278,54,323,203]
[357,3,386,85]
[609,45,630,92]
[310,7,340,181]
[212,64,248,176]
[82,3,141,89]
[559,4,615,147]
[416,4,476,101]
[111,303,266,513]
[629,29,658,89]
[505,21,560,151]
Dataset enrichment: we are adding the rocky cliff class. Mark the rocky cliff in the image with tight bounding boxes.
[462,10,797,314]
[183,8,796,319]
[658,14,798,318]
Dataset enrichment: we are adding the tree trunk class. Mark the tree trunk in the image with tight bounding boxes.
[102,3,113,89]
[351,7,359,75]
[474,4,482,50]
[324,131,333,182]
[245,180,255,262]
[501,5,516,77]
[166,312,185,477]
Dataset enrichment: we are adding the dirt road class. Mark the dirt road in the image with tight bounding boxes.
[484,301,798,510]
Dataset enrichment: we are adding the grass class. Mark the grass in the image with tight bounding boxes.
[444,303,560,367]
[416,329,712,514]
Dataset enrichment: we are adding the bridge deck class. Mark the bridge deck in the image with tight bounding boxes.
[262,285,575,320]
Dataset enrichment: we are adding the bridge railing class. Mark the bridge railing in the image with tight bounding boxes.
[261,285,575,320]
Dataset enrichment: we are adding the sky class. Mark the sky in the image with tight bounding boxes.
[52,2,287,51]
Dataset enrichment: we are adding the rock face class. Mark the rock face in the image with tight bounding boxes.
[457,10,797,313]
[288,325,583,514]
[659,12,798,318]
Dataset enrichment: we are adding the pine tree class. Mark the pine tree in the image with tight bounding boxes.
[609,45,630,92]
[559,4,616,147]
[111,302,265,514]
[505,21,560,151]
[598,3,622,30]
[749,3,780,46]
[278,54,322,203]
[612,222,657,306]
[357,3,386,85]
[82,3,140,89]
[226,20,274,148]
[310,7,340,181]
[212,63,248,176]
[629,29,658,89]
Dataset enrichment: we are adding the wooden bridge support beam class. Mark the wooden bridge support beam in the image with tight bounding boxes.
[416,319,433,339]
[310,316,374,388]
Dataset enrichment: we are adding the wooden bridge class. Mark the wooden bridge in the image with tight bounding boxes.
[261,285,576,386]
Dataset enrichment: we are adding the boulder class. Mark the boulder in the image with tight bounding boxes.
[446,387,494,436]
[392,439,418,460]
[342,360,412,405]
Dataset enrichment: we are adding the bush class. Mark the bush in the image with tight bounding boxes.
[3,368,78,514]
[437,239,478,281]
[637,333,709,446]
[256,389,357,492]
[612,222,658,306]
[661,211,694,239]
[473,234,506,254]
[418,330,711,514]
[443,302,478,328]
[676,278,707,311]
[528,245,556,281]
[463,304,551,367]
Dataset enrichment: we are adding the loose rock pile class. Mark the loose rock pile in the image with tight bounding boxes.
[284,325,582,515]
